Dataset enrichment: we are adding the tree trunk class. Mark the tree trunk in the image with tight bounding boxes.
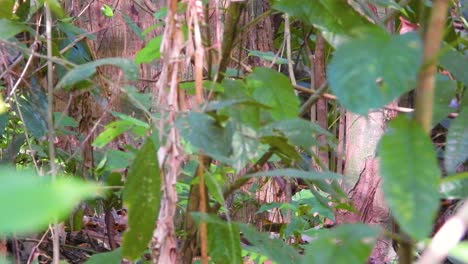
[336,111,396,263]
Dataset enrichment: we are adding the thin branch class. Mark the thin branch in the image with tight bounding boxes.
[293,83,458,118]
[44,3,60,264]
[284,14,296,86]
[299,82,327,116]
[417,200,468,264]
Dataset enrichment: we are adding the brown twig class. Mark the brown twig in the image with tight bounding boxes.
[293,83,458,118]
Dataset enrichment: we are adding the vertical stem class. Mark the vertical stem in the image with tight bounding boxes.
[413,0,449,133]
[44,3,59,264]
[400,1,448,264]
[284,15,296,86]
[193,3,208,262]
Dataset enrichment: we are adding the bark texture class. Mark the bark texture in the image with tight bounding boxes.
[336,112,395,263]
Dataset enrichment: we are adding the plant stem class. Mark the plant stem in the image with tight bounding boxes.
[44,3,59,264]
[400,1,449,264]
[413,0,449,133]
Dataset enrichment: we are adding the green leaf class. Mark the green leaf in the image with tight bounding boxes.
[0,167,100,235]
[177,112,233,163]
[220,79,262,129]
[122,139,161,261]
[92,120,133,148]
[248,67,300,120]
[101,4,114,17]
[439,45,468,87]
[122,13,144,40]
[121,85,152,111]
[191,214,242,264]
[54,112,78,128]
[85,247,121,264]
[379,116,440,240]
[328,31,422,114]
[272,0,374,47]
[231,123,260,171]
[247,169,342,180]
[135,36,162,64]
[42,0,65,18]
[112,112,149,128]
[238,224,302,264]
[92,114,147,148]
[261,136,301,161]
[0,0,14,19]
[56,58,139,90]
[301,224,378,264]
[432,79,457,127]
[261,118,334,150]
[293,190,335,220]
[0,19,28,39]
[247,50,288,64]
[440,172,468,199]
[14,0,30,22]
[105,149,135,170]
[445,108,468,175]
[16,97,47,139]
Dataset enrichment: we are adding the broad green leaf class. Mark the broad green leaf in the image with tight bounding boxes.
[0,167,100,235]
[54,112,78,128]
[135,36,162,64]
[328,31,422,114]
[238,223,302,264]
[247,50,288,64]
[302,224,378,264]
[56,58,139,90]
[122,13,143,40]
[92,120,134,148]
[445,108,468,174]
[0,19,28,39]
[121,85,152,111]
[261,135,301,161]
[0,0,14,19]
[105,149,135,170]
[111,112,150,129]
[221,79,262,129]
[41,0,64,18]
[14,0,30,22]
[122,139,161,261]
[231,123,260,171]
[247,169,342,180]
[192,213,242,264]
[293,190,335,220]
[85,247,121,264]
[248,67,300,120]
[177,112,233,163]
[261,118,335,150]
[439,45,468,87]
[440,172,468,199]
[16,97,47,139]
[432,79,457,127]
[379,116,440,240]
[272,0,374,47]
